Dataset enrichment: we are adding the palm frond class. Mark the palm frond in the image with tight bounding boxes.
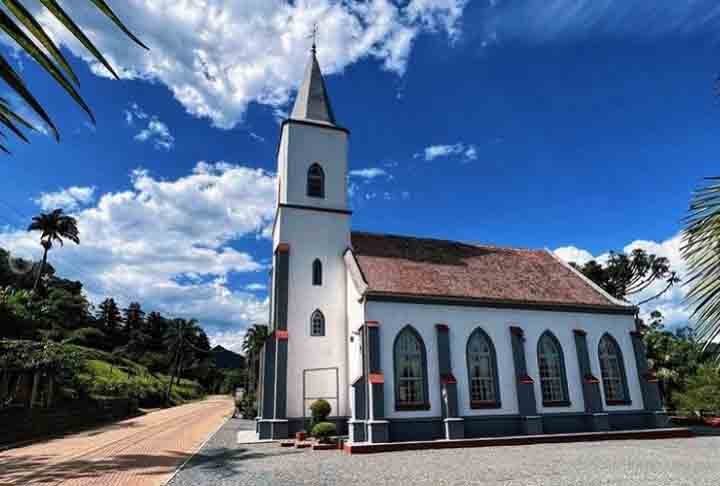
[2,0,79,85]
[0,0,146,151]
[0,111,30,142]
[39,0,120,80]
[682,177,720,356]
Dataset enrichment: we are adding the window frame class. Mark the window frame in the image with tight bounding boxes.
[393,325,430,411]
[306,163,325,199]
[598,333,631,405]
[466,327,501,409]
[312,259,322,286]
[537,331,571,407]
[310,309,325,337]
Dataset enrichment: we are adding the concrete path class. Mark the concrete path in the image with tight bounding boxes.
[0,396,233,486]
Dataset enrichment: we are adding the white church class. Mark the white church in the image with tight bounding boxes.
[256,48,666,444]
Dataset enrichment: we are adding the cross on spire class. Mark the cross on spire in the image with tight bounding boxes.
[308,24,319,54]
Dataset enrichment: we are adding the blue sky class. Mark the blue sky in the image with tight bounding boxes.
[0,1,717,350]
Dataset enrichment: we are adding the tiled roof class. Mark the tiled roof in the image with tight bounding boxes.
[350,232,633,313]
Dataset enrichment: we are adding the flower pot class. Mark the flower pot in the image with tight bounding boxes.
[295,431,307,442]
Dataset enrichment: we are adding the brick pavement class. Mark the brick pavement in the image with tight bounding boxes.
[0,396,233,486]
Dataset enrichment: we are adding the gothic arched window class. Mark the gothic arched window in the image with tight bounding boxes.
[467,328,500,408]
[310,310,325,336]
[307,163,325,198]
[537,331,570,406]
[394,326,429,410]
[312,259,322,286]
[599,334,630,404]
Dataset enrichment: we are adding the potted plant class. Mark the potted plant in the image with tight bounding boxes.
[311,421,337,444]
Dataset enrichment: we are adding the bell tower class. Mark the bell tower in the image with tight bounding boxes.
[257,46,351,440]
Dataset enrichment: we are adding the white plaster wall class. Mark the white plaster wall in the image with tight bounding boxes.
[346,267,365,417]
[365,302,643,419]
[279,122,348,210]
[275,206,350,418]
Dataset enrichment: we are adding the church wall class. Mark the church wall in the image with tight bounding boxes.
[366,301,643,421]
[275,206,350,419]
[346,266,365,418]
[280,122,348,210]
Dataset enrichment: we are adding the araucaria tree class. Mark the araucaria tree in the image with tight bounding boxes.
[683,177,720,353]
[27,209,79,293]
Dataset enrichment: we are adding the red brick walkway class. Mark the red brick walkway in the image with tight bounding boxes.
[0,396,233,486]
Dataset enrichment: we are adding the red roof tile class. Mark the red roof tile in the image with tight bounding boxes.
[350,232,632,313]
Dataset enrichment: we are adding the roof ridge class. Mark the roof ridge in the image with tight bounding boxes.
[351,230,543,253]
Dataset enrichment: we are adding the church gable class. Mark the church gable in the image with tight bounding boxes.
[350,231,634,314]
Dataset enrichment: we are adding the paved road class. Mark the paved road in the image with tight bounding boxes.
[0,396,233,486]
[171,419,720,486]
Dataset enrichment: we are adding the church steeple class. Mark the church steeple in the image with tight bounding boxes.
[290,49,336,125]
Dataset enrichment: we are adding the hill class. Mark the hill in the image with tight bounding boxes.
[211,345,245,369]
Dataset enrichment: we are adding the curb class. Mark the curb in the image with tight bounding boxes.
[163,412,232,485]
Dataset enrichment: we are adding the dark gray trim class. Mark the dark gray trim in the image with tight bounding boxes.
[365,292,636,315]
[274,338,288,419]
[388,417,444,442]
[368,326,381,373]
[537,330,571,407]
[275,248,290,331]
[393,325,430,411]
[260,337,276,419]
[371,383,385,419]
[598,333,631,406]
[509,326,538,417]
[281,117,350,135]
[435,324,460,418]
[629,332,663,411]
[573,330,603,413]
[466,327,501,409]
[353,377,367,420]
[279,203,352,215]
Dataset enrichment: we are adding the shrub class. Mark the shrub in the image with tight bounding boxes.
[675,365,720,414]
[311,421,336,443]
[310,399,331,425]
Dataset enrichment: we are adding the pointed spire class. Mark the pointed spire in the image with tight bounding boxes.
[290,49,336,125]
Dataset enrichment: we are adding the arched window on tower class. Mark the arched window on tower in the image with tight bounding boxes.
[537,331,570,406]
[598,334,630,404]
[466,328,500,408]
[310,309,325,336]
[312,259,322,286]
[307,163,325,198]
[394,326,429,410]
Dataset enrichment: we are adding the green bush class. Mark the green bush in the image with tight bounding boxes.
[675,365,720,413]
[310,399,331,425]
[239,393,257,419]
[311,421,336,442]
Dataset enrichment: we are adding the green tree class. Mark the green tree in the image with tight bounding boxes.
[643,311,705,409]
[242,324,269,393]
[27,209,79,293]
[683,177,720,355]
[675,365,720,413]
[0,0,147,151]
[96,298,123,348]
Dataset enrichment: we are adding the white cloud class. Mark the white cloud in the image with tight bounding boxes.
[34,186,96,211]
[249,132,266,143]
[134,118,175,151]
[30,0,470,129]
[125,103,175,150]
[1,162,277,333]
[349,167,388,179]
[554,234,688,326]
[245,283,267,291]
[416,142,477,162]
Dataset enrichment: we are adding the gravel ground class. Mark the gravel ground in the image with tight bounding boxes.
[169,419,720,486]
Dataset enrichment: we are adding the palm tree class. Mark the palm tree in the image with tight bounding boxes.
[242,324,269,393]
[683,177,720,357]
[0,1,147,152]
[27,209,79,293]
[164,318,203,404]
